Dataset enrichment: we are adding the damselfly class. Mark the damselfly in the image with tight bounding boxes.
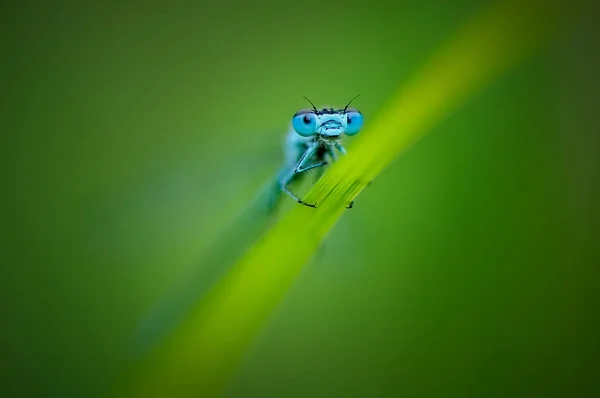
[272,96,364,209]
[135,99,364,350]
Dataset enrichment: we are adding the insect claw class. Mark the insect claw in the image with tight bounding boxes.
[298,199,317,208]
[346,201,354,209]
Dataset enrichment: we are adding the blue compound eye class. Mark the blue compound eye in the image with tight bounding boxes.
[292,110,317,137]
[345,109,363,136]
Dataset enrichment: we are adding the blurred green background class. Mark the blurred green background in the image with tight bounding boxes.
[2,0,599,397]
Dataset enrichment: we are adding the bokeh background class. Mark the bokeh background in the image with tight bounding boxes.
[2,0,599,397]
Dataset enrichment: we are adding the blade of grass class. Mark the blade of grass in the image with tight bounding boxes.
[132,170,278,356]
[113,1,579,397]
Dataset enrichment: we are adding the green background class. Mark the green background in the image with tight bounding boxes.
[2,1,599,397]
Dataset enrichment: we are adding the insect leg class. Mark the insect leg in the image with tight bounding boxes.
[280,144,320,208]
[297,161,327,173]
[327,146,338,163]
[279,169,315,207]
[346,181,374,209]
[295,145,327,173]
[335,142,348,156]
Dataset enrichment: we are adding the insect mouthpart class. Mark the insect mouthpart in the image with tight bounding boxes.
[320,121,343,138]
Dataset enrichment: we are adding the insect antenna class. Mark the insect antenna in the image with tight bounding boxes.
[343,93,361,112]
[302,96,318,113]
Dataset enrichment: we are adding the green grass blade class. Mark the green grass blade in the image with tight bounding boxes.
[114,1,579,397]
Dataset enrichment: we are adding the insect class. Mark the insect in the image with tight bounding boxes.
[273,95,364,209]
